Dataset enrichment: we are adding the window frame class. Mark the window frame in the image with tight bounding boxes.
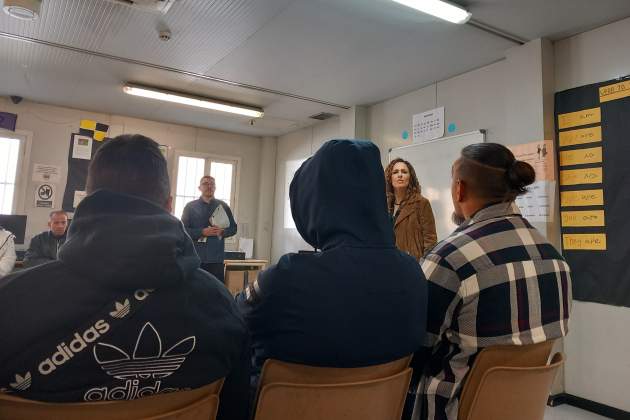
[171,149,241,220]
[0,129,32,215]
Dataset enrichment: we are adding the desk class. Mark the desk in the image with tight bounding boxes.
[224,259,268,295]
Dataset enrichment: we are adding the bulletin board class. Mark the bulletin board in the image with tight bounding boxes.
[555,75,630,307]
[61,133,111,212]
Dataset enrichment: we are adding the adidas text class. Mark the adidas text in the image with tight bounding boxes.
[38,320,110,375]
[84,379,186,401]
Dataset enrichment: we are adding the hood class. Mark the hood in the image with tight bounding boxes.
[290,139,395,250]
[59,190,200,290]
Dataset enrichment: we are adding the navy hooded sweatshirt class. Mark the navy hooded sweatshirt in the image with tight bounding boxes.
[236,139,427,375]
[0,190,249,420]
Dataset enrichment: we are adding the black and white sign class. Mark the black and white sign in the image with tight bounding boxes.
[35,183,55,208]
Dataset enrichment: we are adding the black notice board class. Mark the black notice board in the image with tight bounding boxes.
[61,134,110,212]
[555,75,630,307]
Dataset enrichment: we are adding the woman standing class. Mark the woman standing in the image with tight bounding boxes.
[385,158,437,259]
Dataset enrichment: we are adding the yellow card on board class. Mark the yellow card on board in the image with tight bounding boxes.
[561,210,605,227]
[559,147,603,167]
[560,189,604,207]
[563,233,607,250]
[559,167,603,186]
[599,80,630,103]
[559,126,602,147]
[557,108,601,130]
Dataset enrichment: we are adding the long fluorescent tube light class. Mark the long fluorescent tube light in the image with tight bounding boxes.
[391,0,471,24]
[123,83,264,118]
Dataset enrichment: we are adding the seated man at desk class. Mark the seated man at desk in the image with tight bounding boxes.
[23,210,68,268]
[236,139,428,381]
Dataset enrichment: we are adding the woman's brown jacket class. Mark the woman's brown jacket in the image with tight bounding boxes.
[393,193,437,260]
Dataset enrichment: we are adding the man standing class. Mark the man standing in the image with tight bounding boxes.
[414,143,572,420]
[181,176,237,283]
[0,135,249,420]
[23,210,68,268]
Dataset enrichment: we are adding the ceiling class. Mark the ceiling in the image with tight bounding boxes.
[1,0,630,137]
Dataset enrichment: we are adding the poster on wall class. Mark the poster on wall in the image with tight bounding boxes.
[555,75,630,308]
[508,140,556,222]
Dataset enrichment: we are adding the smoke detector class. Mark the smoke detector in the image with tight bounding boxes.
[3,0,42,20]
[107,0,175,14]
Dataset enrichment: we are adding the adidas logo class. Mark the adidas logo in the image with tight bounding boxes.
[93,322,195,380]
[9,372,31,391]
[110,299,130,319]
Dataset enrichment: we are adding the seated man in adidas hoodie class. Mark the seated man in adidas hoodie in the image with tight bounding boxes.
[237,140,427,383]
[0,135,249,420]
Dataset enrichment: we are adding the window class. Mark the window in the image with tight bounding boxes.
[0,136,21,214]
[173,153,238,219]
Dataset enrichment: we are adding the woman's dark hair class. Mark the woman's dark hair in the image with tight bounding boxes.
[86,134,170,205]
[457,142,536,202]
[384,158,421,212]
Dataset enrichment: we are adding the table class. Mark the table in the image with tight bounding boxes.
[223,259,268,295]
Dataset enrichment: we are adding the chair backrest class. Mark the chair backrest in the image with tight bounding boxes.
[0,378,224,420]
[459,350,564,420]
[458,340,554,419]
[254,356,412,420]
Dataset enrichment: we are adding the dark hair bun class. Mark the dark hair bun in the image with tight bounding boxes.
[506,160,535,195]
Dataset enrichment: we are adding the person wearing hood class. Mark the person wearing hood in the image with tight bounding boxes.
[0,135,250,420]
[0,226,16,278]
[385,158,437,260]
[236,139,427,382]
[23,210,69,268]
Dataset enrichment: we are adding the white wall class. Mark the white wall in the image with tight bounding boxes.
[271,116,340,262]
[555,17,630,412]
[0,98,265,255]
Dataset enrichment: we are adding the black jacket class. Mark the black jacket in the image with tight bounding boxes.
[236,139,427,376]
[23,231,67,268]
[0,191,250,420]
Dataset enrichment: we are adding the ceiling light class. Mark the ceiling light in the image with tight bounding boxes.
[123,84,264,118]
[3,0,41,20]
[391,0,471,24]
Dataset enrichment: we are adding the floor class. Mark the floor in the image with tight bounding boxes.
[544,404,614,420]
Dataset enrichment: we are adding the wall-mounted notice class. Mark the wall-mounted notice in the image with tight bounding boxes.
[560,189,604,207]
[562,233,607,251]
[412,106,444,143]
[73,190,87,208]
[509,140,555,181]
[558,126,602,147]
[599,79,630,103]
[559,167,603,186]
[559,146,603,167]
[561,210,605,227]
[557,107,601,129]
[35,183,55,208]
[72,135,93,160]
[514,181,555,222]
[32,163,61,183]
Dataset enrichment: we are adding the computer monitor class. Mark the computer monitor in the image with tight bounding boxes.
[0,215,27,244]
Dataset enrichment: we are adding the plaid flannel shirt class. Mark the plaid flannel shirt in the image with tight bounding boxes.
[415,202,572,420]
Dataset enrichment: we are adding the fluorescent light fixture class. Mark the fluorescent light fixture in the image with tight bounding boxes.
[123,83,264,118]
[391,0,471,24]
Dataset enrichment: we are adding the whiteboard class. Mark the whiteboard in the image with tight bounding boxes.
[389,130,485,241]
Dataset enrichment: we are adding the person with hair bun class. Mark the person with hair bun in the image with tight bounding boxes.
[385,158,437,259]
[412,143,572,420]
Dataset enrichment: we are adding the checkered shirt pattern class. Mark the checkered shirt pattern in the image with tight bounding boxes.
[416,202,572,420]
